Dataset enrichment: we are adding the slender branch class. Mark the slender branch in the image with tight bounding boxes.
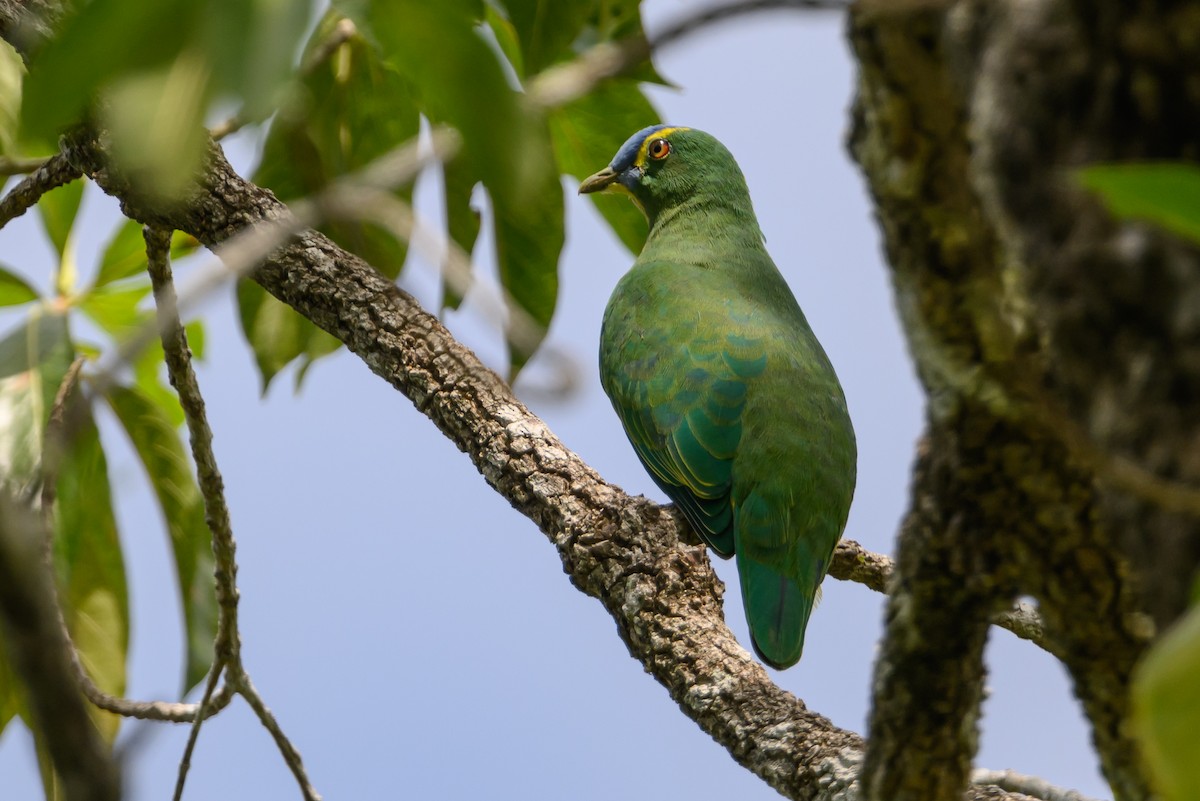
[145,225,240,658]
[84,683,234,723]
[528,0,851,109]
[145,224,245,801]
[40,355,85,540]
[37,356,239,729]
[829,538,892,593]
[992,602,1053,654]
[228,667,322,801]
[0,151,81,229]
[973,770,1105,801]
[831,539,1053,656]
[146,225,319,801]
[171,654,226,801]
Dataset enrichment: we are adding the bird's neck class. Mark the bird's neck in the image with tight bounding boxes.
[642,193,766,264]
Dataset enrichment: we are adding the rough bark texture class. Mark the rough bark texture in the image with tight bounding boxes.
[849,1,1200,800]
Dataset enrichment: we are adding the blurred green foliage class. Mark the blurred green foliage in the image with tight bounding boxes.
[0,2,666,789]
[1134,599,1200,801]
[1080,163,1200,244]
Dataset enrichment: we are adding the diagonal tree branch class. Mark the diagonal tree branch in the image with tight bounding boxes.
[55,125,1074,801]
[0,151,81,228]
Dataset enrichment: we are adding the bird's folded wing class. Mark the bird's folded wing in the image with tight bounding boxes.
[606,332,766,557]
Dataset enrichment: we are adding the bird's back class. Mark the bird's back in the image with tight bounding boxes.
[600,245,856,666]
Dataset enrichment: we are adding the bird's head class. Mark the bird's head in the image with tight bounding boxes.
[578,125,751,224]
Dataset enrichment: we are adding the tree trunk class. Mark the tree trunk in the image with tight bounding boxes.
[848,1,1200,799]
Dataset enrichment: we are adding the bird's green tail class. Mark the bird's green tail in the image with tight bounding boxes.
[737,556,814,669]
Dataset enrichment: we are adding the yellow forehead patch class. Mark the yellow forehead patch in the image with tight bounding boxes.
[634,126,690,170]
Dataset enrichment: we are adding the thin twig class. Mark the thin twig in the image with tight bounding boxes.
[829,538,1054,655]
[973,769,1108,801]
[229,668,323,801]
[87,683,234,723]
[527,0,852,109]
[829,537,892,593]
[146,225,246,800]
[0,151,81,229]
[40,355,85,541]
[993,602,1056,654]
[171,655,226,801]
[147,226,320,801]
[38,357,236,726]
[145,225,240,652]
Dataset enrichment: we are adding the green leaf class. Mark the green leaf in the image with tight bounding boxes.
[102,51,211,204]
[0,40,23,156]
[251,9,425,383]
[484,4,524,79]
[0,265,40,307]
[105,385,215,692]
[256,8,421,280]
[502,0,593,75]
[548,77,657,253]
[0,310,73,487]
[185,320,206,361]
[584,0,667,84]
[492,114,563,376]
[293,326,343,391]
[359,0,526,198]
[0,649,17,738]
[78,280,153,340]
[20,0,199,144]
[94,219,146,287]
[441,157,481,311]
[204,0,312,122]
[53,399,128,743]
[1134,603,1200,801]
[128,320,206,433]
[36,178,83,265]
[237,280,338,392]
[95,219,201,288]
[1079,163,1200,244]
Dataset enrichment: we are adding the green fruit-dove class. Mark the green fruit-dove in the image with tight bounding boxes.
[580,125,857,669]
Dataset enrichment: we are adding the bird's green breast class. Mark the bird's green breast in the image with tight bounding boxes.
[600,252,856,551]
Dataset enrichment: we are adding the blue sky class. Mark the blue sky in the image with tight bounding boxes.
[0,2,1109,798]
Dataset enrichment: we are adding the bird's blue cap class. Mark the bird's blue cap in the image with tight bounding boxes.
[609,124,674,171]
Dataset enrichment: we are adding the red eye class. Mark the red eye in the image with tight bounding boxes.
[648,138,671,160]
